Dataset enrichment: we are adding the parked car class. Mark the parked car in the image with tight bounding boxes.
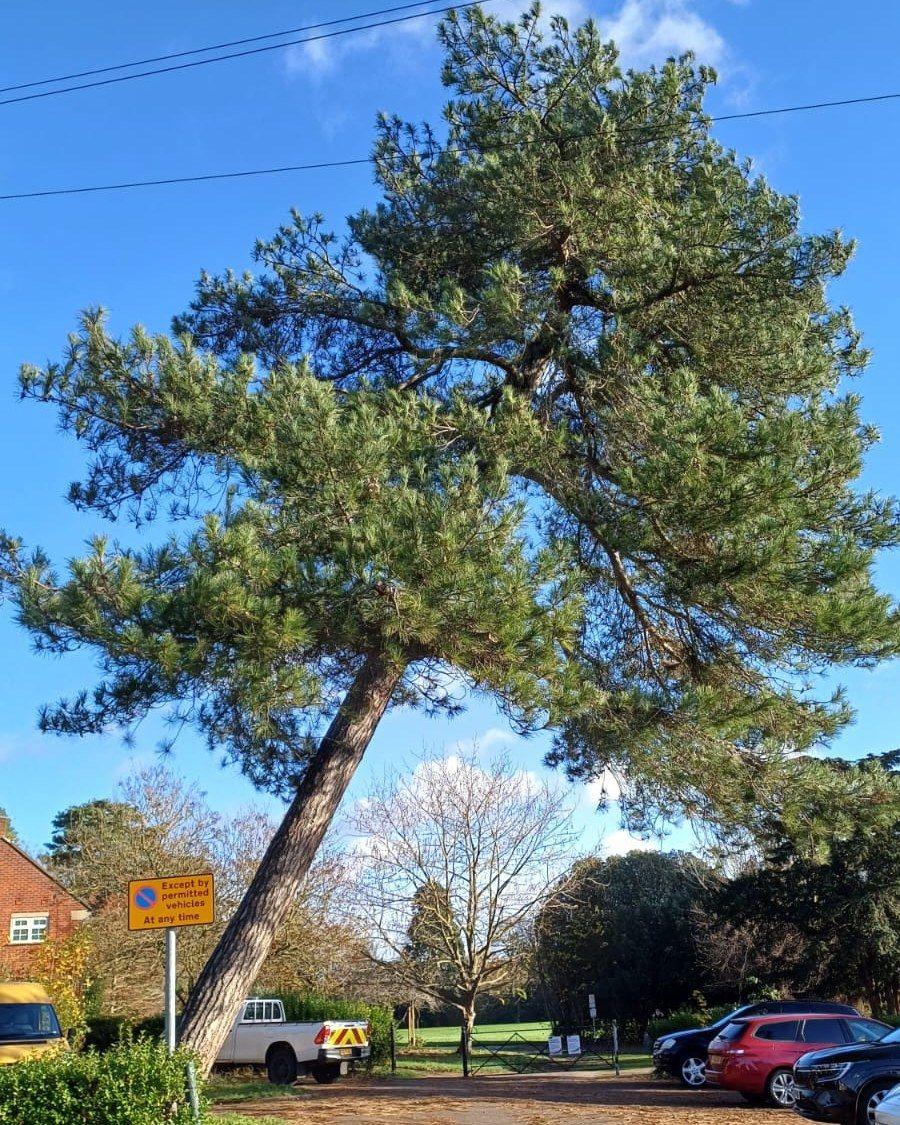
[794,1025,900,1125]
[873,1085,900,1125]
[214,997,371,1085]
[652,1000,860,1089]
[0,982,66,1065]
[706,1013,888,1108]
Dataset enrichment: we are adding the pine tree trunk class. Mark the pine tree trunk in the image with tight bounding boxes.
[178,653,404,1074]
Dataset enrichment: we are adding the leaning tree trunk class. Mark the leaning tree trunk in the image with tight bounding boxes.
[178,652,404,1074]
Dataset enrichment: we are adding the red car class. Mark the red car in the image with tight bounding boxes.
[706,1013,889,1108]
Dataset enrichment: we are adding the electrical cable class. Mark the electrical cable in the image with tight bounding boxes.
[2,88,898,202]
[0,2,468,95]
[0,1,489,108]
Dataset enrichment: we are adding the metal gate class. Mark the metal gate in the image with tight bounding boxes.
[468,1026,620,1076]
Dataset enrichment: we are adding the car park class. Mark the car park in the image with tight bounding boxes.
[794,1025,900,1125]
[652,1000,860,1089]
[706,1013,888,1108]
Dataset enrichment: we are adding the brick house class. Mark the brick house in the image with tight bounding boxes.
[0,825,89,976]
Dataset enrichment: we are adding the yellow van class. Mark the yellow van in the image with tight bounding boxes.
[0,983,65,1065]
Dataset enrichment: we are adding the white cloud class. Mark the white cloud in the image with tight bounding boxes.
[284,10,440,78]
[443,727,519,757]
[491,0,590,22]
[583,768,623,806]
[602,827,659,857]
[283,0,728,80]
[596,0,727,67]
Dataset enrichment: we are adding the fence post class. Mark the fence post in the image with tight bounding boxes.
[390,1022,397,1074]
[612,1020,620,1077]
[184,1061,201,1125]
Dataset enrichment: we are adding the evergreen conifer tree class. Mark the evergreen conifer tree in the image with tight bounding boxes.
[3,5,899,1069]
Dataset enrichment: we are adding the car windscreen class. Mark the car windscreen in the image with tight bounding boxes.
[0,1003,62,1041]
[711,1006,754,1031]
[878,1026,900,1044]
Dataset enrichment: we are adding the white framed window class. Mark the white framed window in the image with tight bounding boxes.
[9,914,49,945]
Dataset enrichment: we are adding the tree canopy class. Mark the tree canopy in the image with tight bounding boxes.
[708,751,900,1014]
[5,5,897,840]
[1,1,899,1068]
[533,850,709,1028]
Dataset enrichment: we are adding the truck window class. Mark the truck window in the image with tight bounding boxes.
[242,1002,264,1023]
[263,1002,274,1021]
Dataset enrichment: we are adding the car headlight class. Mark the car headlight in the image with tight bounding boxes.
[804,1063,852,1082]
[661,1038,677,1051]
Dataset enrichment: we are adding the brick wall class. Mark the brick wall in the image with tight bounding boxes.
[0,837,88,976]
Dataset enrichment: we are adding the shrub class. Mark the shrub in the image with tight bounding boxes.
[84,1015,132,1051]
[84,1014,166,1052]
[22,930,93,1039]
[647,1005,733,1040]
[0,1040,206,1125]
[270,992,393,1066]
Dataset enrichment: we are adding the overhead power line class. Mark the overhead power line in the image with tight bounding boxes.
[0,0,488,108]
[2,88,899,203]
[0,2,461,95]
[0,159,372,201]
[712,91,900,121]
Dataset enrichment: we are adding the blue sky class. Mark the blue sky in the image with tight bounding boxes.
[1,0,899,857]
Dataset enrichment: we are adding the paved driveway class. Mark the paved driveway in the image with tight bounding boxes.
[217,1070,787,1125]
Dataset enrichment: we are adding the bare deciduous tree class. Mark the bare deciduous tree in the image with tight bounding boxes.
[44,766,362,1015]
[350,752,576,1050]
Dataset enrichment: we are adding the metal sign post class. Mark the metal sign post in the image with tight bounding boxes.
[165,928,177,1054]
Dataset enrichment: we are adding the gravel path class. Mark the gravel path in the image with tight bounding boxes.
[216,1070,789,1125]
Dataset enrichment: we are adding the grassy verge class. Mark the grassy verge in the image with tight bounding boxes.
[208,1071,308,1104]
[211,1115,286,1125]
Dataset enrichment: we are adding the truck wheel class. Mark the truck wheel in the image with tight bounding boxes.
[312,1064,341,1085]
[266,1045,298,1086]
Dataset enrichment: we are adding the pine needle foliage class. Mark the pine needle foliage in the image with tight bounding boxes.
[3,3,900,844]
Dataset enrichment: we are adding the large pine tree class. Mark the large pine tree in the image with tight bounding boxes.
[3,5,899,1070]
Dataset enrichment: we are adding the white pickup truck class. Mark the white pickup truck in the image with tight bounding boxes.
[215,998,371,1085]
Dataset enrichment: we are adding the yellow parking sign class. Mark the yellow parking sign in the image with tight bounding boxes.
[127,873,215,931]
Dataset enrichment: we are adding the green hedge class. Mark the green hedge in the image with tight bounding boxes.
[647,1005,733,1040]
[0,1041,204,1125]
[84,1015,165,1051]
[270,992,393,1066]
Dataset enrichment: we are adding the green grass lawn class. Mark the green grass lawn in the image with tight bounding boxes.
[396,1021,552,1046]
[392,1022,650,1077]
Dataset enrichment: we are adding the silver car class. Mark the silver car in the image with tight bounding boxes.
[874,1084,900,1125]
